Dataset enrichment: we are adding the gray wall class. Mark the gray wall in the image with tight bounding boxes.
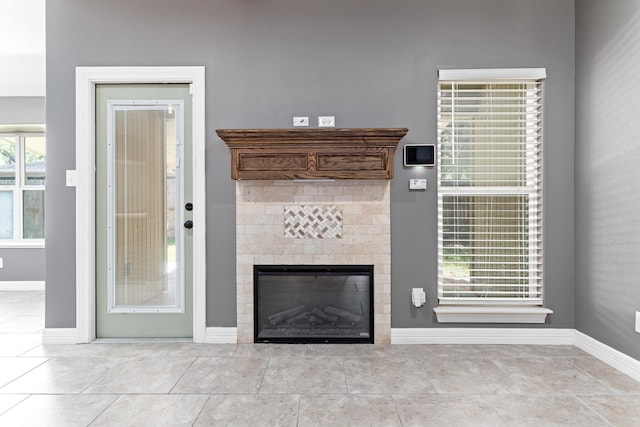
[46,0,575,329]
[575,0,640,359]
[0,97,45,125]
[0,249,45,282]
[0,96,45,283]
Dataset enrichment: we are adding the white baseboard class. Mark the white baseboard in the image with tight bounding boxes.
[391,327,575,345]
[204,327,237,344]
[574,330,640,383]
[0,281,45,291]
[42,328,77,344]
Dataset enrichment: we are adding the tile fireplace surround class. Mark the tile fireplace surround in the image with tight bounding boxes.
[236,180,391,343]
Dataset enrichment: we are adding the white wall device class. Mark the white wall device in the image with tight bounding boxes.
[409,178,427,190]
[293,116,309,127]
[404,144,435,167]
[318,116,336,127]
[411,288,426,307]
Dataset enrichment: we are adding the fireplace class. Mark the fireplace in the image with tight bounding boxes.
[219,129,406,344]
[254,265,374,343]
[234,179,392,344]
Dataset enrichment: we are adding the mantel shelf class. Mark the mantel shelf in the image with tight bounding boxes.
[216,128,408,180]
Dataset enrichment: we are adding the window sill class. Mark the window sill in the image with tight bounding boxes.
[433,306,553,324]
[0,240,45,249]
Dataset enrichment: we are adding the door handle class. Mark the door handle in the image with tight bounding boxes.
[185,202,193,211]
[184,220,193,229]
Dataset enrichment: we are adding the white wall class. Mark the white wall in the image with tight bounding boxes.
[0,0,45,97]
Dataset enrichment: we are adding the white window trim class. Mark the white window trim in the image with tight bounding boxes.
[0,240,44,249]
[75,66,206,343]
[434,68,550,324]
[433,306,553,324]
[439,68,547,81]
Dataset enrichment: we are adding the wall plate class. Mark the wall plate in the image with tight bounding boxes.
[318,116,335,127]
[293,116,309,127]
[409,178,427,190]
[66,170,77,187]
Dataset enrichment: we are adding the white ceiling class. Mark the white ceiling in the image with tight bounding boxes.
[0,0,45,97]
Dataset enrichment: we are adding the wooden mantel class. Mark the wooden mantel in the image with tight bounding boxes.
[216,128,408,180]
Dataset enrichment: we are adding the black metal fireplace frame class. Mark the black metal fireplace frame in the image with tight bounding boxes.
[254,265,374,344]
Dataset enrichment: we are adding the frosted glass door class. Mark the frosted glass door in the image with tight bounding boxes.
[108,106,183,313]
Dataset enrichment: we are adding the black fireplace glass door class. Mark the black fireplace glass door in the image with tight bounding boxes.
[254,265,373,343]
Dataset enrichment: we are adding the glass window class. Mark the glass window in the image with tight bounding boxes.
[24,136,46,185]
[0,190,14,239]
[437,77,543,306]
[23,190,45,238]
[0,136,16,185]
[0,133,45,243]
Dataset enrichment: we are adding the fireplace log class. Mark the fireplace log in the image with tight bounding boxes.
[307,314,324,326]
[268,305,306,325]
[285,311,311,325]
[312,307,338,325]
[324,306,362,324]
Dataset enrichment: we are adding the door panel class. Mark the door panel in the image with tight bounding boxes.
[96,84,192,338]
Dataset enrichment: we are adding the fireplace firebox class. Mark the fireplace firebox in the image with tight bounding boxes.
[254,265,374,343]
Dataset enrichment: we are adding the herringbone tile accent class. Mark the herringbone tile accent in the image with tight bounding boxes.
[284,205,343,239]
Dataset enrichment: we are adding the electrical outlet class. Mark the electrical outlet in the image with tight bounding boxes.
[0,257,3,268]
[293,117,309,127]
[318,116,335,127]
[636,311,640,333]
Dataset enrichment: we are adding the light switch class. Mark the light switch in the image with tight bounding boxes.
[66,170,77,187]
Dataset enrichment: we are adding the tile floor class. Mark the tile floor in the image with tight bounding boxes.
[1,291,640,426]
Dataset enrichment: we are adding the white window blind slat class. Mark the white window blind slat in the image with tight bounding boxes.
[437,73,544,306]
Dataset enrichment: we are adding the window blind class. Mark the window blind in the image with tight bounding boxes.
[437,71,543,305]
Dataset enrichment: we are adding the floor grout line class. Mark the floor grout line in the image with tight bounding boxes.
[2,291,640,425]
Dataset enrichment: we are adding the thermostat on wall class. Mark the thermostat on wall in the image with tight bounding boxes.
[404,144,435,167]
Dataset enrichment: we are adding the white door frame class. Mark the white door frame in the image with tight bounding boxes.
[75,66,206,343]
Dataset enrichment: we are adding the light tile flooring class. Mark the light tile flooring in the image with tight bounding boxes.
[1,291,640,426]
